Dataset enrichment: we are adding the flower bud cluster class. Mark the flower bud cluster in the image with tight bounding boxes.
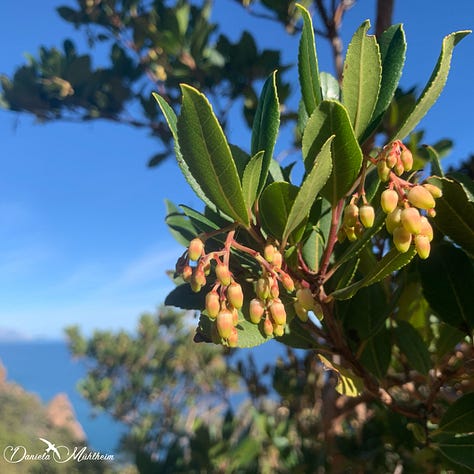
[176,237,244,347]
[338,199,375,243]
[381,183,441,259]
[247,243,296,338]
[376,140,413,181]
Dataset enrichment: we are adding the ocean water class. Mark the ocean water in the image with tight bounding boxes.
[0,340,126,455]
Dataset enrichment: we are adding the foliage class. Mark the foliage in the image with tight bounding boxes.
[0,0,293,167]
[66,307,241,470]
[158,5,473,472]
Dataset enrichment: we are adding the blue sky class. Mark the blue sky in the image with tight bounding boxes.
[0,1,473,339]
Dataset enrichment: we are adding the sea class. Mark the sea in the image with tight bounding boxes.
[0,340,126,455]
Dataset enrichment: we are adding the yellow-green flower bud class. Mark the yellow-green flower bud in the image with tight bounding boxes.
[393,226,412,253]
[263,244,275,263]
[273,324,284,337]
[377,159,391,182]
[400,147,413,171]
[272,251,283,269]
[401,207,422,235]
[343,203,359,227]
[269,300,286,326]
[188,238,204,261]
[415,234,431,259]
[227,282,244,309]
[256,277,270,300]
[216,309,234,339]
[381,189,399,214]
[205,291,220,319]
[420,216,434,242]
[281,273,295,293]
[215,263,231,286]
[249,298,265,324]
[422,183,443,199]
[385,208,402,234]
[407,185,436,210]
[359,205,375,228]
[228,328,239,347]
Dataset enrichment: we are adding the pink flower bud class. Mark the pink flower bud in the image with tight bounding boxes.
[263,244,275,263]
[401,207,422,235]
[228,328,239,348]
[415,234,431,259]
[249,298,265,324]
[215,263,231,286]
[281,273,295,293]
[205,291,220,319]
[263,317,274,337]
[216,309,234,339]
[227,282,244,309]
[393,226,412,253]
[256,277,270,300]
[269,300,286,325]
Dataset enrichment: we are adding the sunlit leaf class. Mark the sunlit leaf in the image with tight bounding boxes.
[177,85,249,226]
[251,71,280,196]
[282,136,333,244]
[342,20,382,140]
[393,30,471,140]
[296,3,322,115]
[302,100,363,204]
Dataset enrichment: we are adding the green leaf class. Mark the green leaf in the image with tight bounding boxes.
[153,92,216,211]
[259,182,302,242]
[320,72,340,100]
[165,283,206,310]
[341,20,382,140]
[339,283,388,339]
[419,242,474,332]
[282,136,333,244]
[296,4,322,115]
[318,355,364,397]
[439,393,474,434]
[436,324,466,359]
[165,200,196,246]
[361,24,406,143]
[424,145,444,177]
[435,434,474,471]
[393,30,471,140]
[331,247,417,300]
[177,85,249,226]
[180,205,220,234]
[447,172,474,203]
[251,71,280,196]
[427,177,474,257]
[394,321,431,375]
[359,327,392,380]
[302,100,363,203]
[241,151,264,212]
